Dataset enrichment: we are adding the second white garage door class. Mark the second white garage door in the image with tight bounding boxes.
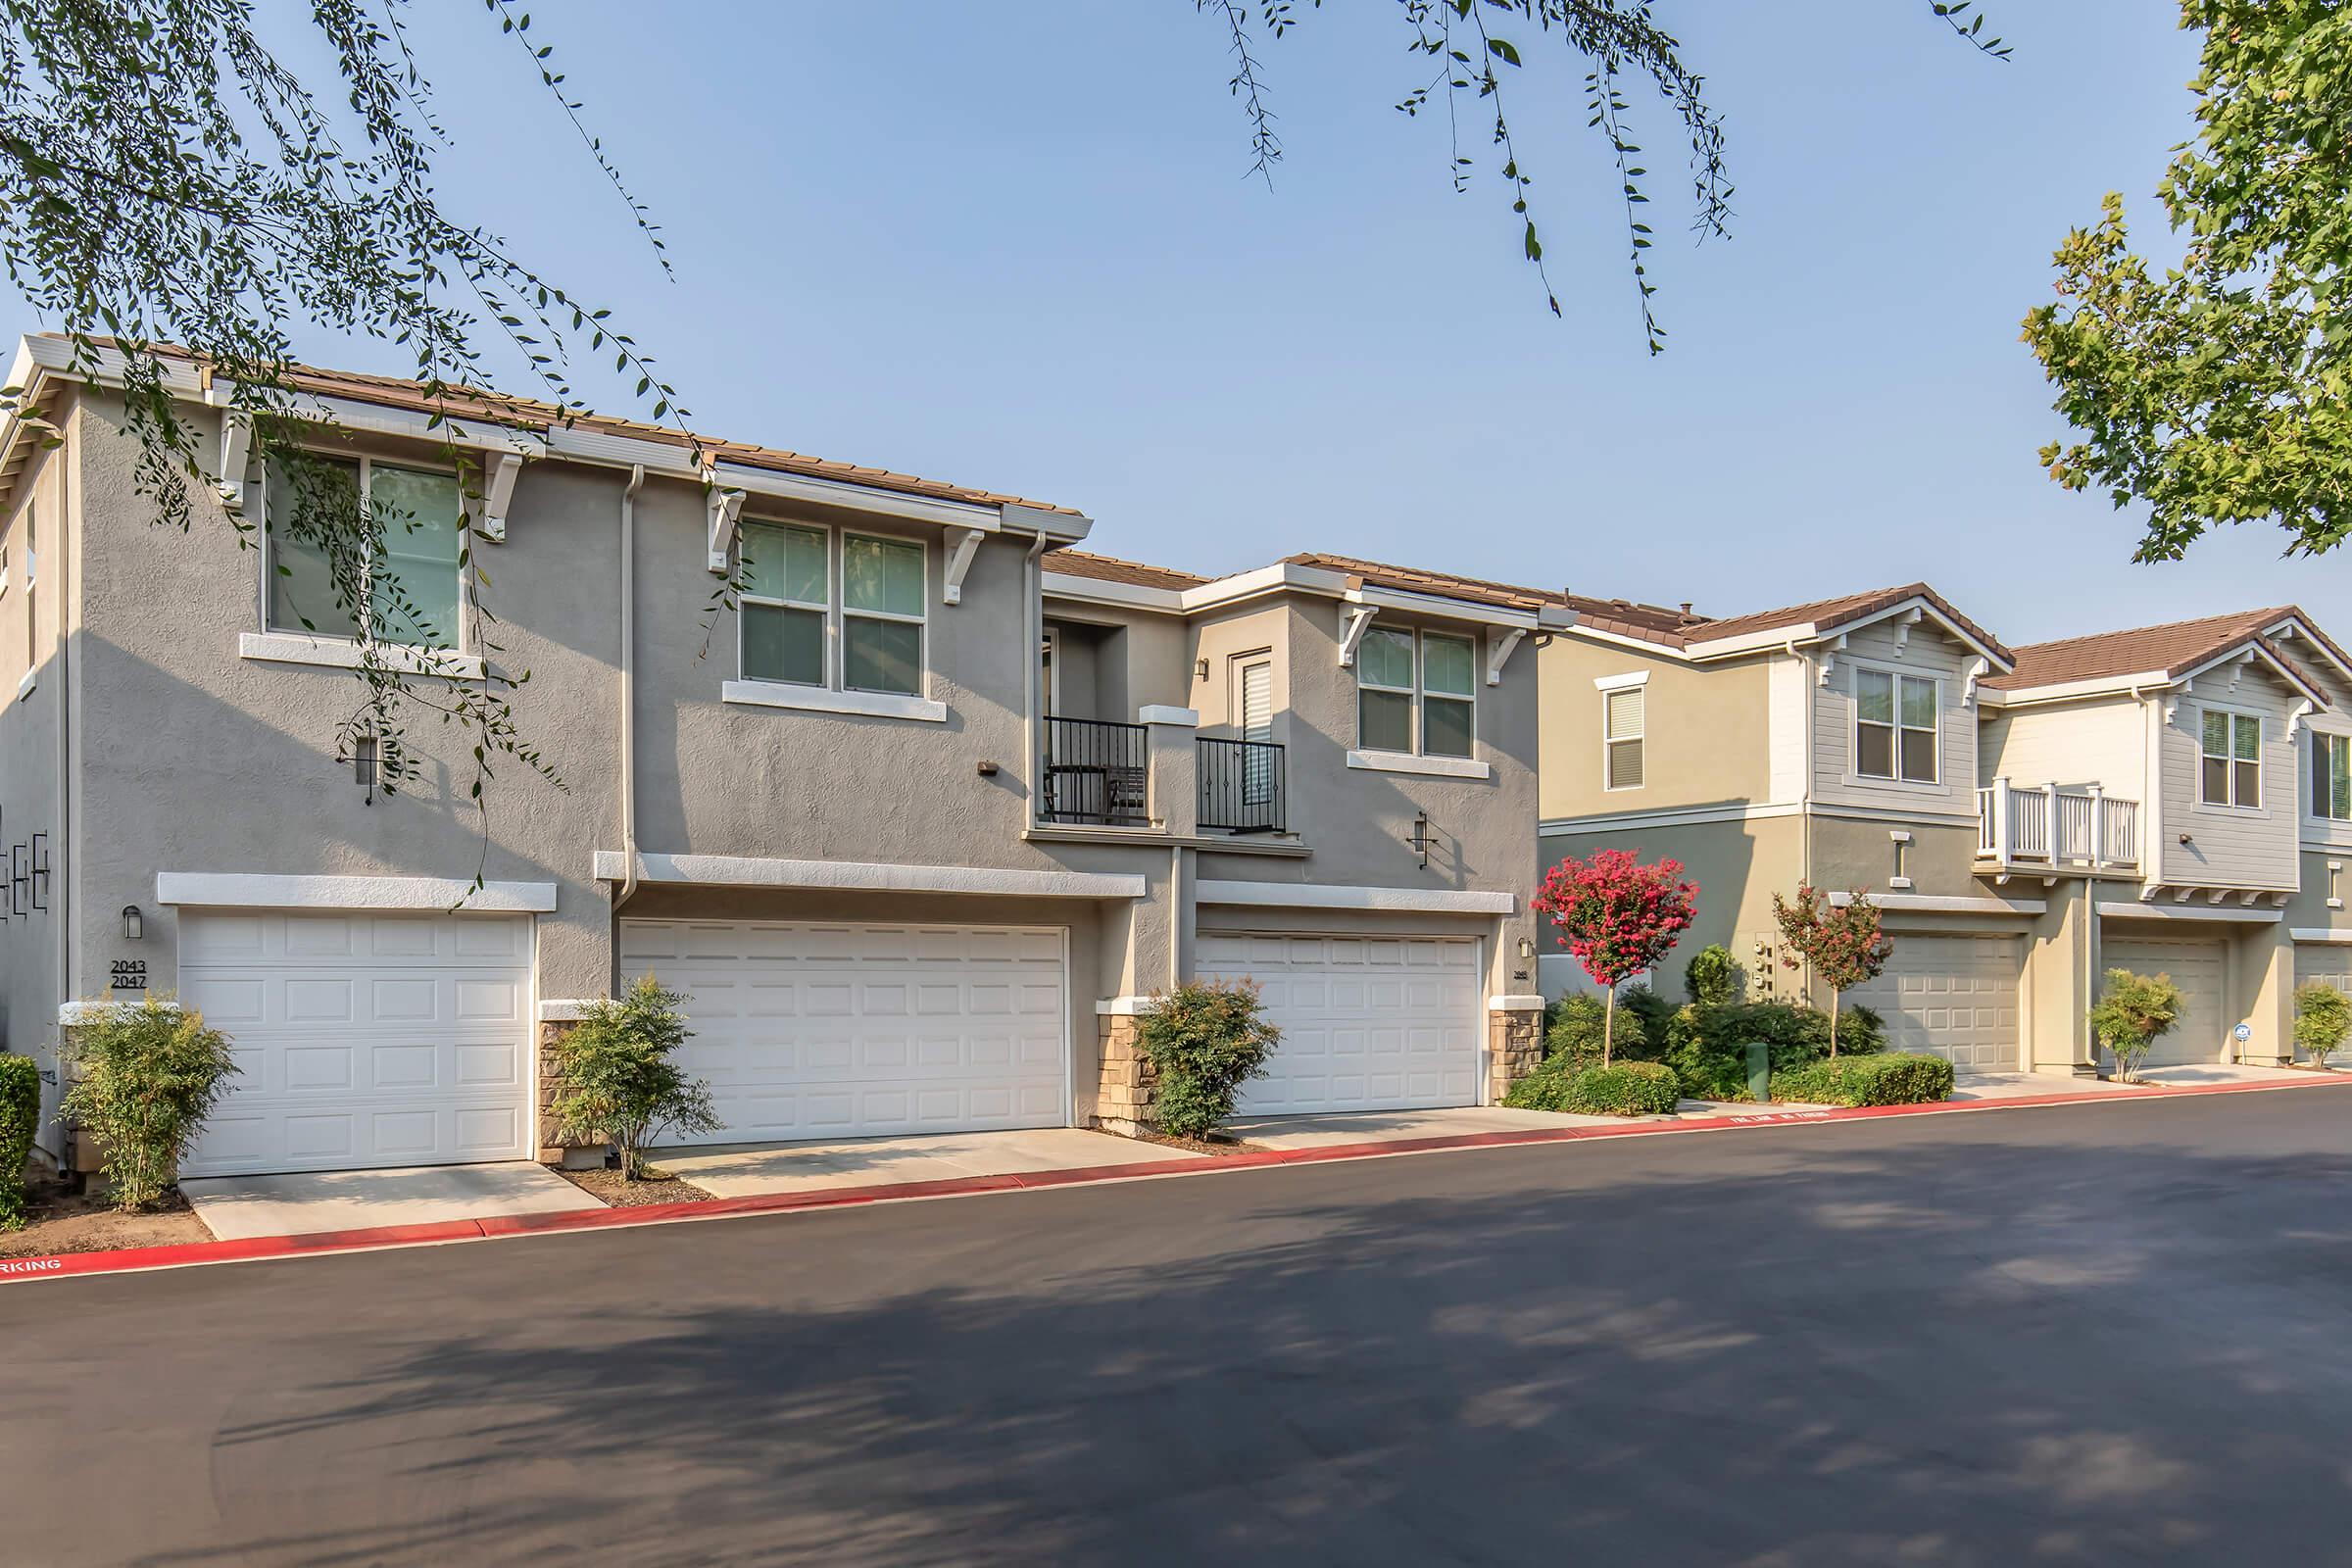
[1194,933,1481,1115]
[1846,934,2022,1074]
[2104,936,2228,1066]
[619,919,1067,1143]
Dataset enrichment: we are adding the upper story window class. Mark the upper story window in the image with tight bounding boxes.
[2200,708,2262,808]
[1855,668,1937,783]
[265,454,464,649]
[1603,684,1644,790]
[1357,625,1476,760]
[2311,731,2349,821]
[739,520,926,699]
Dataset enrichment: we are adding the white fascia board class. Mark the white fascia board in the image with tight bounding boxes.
[2290,928,2352,944]
[592,851,1147,901]
[1040,572,1188,614]
[2267,615,2352,687]
[260,391,545,458]
[1977,671,2177,710]
[544,424,704,477]
[1194,879,1515,915]
[1684,620,1822,660]
[155,872,559,912]
[2175,641,2331,708]
[1824,890,2046,916]
[2097,900,2284,924]
[1562,623,1697,662]
[1001,502,1093,544]
[1687,597,2012,671]
[1540,801,1803,836]
[1338,583,1546,632]
[709,459,1000,530]
[1176,563,1334,614]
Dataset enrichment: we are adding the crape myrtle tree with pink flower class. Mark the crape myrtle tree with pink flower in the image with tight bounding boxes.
[1771,885,1895,1058]
[1532,849,1698,1068]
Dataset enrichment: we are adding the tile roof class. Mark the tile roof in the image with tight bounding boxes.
[1279,553,1558,612]
[1984,607,2322,693]
[1040,549,1209,591]
[1687,582,2013,662]
[44,334,1085,516]
[1557,592,1710,646]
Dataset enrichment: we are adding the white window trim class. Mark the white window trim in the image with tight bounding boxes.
[1355,622,1479,761]
[2196,704,2265,812]
[1602,682,1644,793]
[1849,663,1940,788]
[1345,749,1492,780]
[2308,728,2352,825]
[261,449,473,655]
[239,631,485,681]
[735,519,931,704]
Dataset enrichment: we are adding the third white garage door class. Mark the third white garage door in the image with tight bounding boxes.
[1847,934,2022,1074]
[2104,936,2228,1066]
[619,919,1067,1143]
[1194,933,1481,1115]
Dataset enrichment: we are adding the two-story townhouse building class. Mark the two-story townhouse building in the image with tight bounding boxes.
[0,333,1560,1179]
[1539,579,2352,1079]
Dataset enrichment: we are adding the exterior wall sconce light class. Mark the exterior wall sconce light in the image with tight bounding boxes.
[1517,936,1537,961]
[1406,810,1430,869]
[121,905,142,942]
[1195,658,1210,682]
[354,731,380,804]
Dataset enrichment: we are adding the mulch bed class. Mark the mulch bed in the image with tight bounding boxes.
[0,1162,213,1258]
[555,1165,716,1207]
[1116,1127,1261,1156]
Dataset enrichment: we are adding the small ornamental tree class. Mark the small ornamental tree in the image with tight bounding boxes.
[2292,982,2351,1069]
[2089,969,2183,1083]
[1772,885,1894,1058]
[1533,850,1698,1067]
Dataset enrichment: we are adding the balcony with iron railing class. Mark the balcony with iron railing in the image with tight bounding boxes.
[1198,736,1286,834]
[1976,778,2140,875]
[1038,715,1291,836]
[1039,715,1151,827]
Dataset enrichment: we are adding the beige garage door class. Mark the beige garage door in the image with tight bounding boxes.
[1846,934,2021,1073]
[2103,936,2228,1067]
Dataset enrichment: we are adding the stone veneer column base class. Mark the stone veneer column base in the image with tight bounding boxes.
[1488,1006,1544,1103]
[1092,1012,1157,1138]
[536,1017,585,1165]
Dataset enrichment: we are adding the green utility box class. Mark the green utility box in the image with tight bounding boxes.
[1746,1041,1772,1103]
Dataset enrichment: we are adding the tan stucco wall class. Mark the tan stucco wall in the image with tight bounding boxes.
[1537,633,1773,822]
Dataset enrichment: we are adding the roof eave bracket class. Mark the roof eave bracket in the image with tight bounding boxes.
[476,452,523,543]
[1486,627,1526,687]
[217,412,253,514]
[705,470,746,574]
[942,526,985,606]
[1338,605,1377,668]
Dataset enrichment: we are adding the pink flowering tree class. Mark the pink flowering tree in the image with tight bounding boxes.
[1532,849,1699,1067]
[1771,885,1895,1057]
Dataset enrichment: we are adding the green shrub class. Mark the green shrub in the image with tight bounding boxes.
[1771,1052,1955,1107]
[0,1054,39,1230]
[2088,968,2182,1083]
[1504,1057,1681,1116]
[60,997,238,1210]
[1684,944,1742,1006]
[1137,980,1280,1139]
[2293,981,2351,1067]
[545,975,721,1179]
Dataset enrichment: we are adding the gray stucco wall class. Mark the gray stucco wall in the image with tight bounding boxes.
[0,420,70,1150]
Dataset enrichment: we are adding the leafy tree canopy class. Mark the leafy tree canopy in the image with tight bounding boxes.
[2024,2,2352,561]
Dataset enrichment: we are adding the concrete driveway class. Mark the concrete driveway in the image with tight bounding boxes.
[652,1127,1207,1200]
[179,1160,602,1240]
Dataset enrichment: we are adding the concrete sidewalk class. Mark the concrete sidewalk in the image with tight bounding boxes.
[181,1160,601,1241]
[652,1127,1208,1200]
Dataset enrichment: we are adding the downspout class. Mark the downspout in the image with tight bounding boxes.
[1790,638,1814,1007]
[55,404,74,1172]
[1024,527,1050,831]
[615,464,645,912]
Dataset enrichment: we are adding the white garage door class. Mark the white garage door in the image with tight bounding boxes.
[1847,934,2021,1074]
[619,920,1066,1143]
[2104,936,2227,1066]
[178,910,534,1178]
[1195,933,1481,1115]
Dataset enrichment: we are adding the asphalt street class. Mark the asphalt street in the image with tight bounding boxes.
[8,1091,2352,1566]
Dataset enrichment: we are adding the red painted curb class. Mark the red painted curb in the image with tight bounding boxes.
[7,1071,2346,1284]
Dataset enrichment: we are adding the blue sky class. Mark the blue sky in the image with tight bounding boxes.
[39,1,2352,644]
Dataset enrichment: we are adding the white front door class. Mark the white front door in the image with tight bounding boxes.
[1846,934,2023,1073]
[177,909,535,1177]
[2104,936,2229,1066]
[1195,933,1481,1115]
[619,919,1067,1143]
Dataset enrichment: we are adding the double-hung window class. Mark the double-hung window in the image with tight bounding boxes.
[2313,732,2352,822]
[1356,625,1476,759]
[266,453,465,649]
[2200,709,2262,808]
[738,522,927,699]
[1855,668,1937,783]
[1603,685,1645,790]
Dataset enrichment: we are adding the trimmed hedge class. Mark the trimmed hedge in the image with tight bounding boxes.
[1771,1052,1954,1107]
[0,1054,37,1230]
[1504,1057,1681,1117]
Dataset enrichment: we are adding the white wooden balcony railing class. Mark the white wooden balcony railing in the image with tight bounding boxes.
[1975,778,2139,874]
